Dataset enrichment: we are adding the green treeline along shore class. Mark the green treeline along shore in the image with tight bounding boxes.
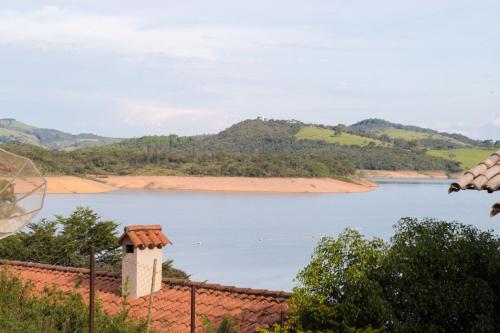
[1,118,498,179]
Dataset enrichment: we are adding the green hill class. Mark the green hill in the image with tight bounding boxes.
[348,118,486,148]
[427,148,498,169]
[0,118,464,177]
[0,118,121,150]
[2,117,497,176]
[296,126,390,147]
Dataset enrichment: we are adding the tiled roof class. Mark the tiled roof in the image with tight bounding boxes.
[0,260,289,333]
[118,225,171,249]
[449,150,500,193]
[449,150,500,217]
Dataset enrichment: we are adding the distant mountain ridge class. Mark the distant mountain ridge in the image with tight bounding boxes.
[0,117,496,153]
[1,117,497,176]
[348,118,482,147]
[0,118,121,149]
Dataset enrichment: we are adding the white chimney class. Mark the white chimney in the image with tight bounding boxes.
[118,225,171,298]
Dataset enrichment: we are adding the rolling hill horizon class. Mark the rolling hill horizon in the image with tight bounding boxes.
[1,117,497,150]
[1,117,498,176]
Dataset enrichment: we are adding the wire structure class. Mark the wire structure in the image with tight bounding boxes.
[0,148,46,239]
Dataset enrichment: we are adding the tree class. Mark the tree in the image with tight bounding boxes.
[290,219,500,333]
[0,207,121,269]
[0,207,188,278]
[380,218,500,333]
[334,124,347,137]
[290,229,390,332]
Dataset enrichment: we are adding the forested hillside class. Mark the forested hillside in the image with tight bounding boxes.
[0,118,465,178]
[0,118,120,149]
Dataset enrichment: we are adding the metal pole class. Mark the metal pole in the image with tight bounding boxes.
[146,259,158,333]
[191,285,196,333]
[89,246,96,333]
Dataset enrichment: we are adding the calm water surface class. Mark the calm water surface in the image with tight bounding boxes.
[38,179,498,291]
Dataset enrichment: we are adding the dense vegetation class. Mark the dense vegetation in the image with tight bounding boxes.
[0,269,151,333]
[0,118,464,177]
[0,207,188,279]
[3,117,498,176]
[287,218,500,333]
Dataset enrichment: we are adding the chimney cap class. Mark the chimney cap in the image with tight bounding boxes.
[118,225,171,250]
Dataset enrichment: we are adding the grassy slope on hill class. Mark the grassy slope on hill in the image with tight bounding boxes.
[0,127,41,146]
[0,118,120,149]
[349,118,486,148]
[296,126,389,147]
[381,128,466,147]
[427,148,497,169]
[0,118,466,175]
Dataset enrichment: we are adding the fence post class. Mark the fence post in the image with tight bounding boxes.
[280,307,285,327]
[89,246,96,333]
[191,284,196,333]
[146,258,158,333]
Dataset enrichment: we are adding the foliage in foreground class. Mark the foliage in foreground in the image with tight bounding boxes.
[290,218,500,333]
[0,268,150,333]
[202,316,239,333]
[0,207,188,279]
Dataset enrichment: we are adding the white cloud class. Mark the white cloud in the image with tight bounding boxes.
[117,99,235,135]
[0,6,384,63]
[120,99,207,127]
[0,6,217,60]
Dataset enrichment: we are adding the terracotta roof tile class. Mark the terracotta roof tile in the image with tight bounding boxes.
[0,260,289,333]
[118,225,171,249]
[449,150,500,193]
[449,150,500,217]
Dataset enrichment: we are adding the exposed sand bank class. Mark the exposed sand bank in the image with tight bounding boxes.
[357,170,452,179]
[45,176,116,194]
[37,176,377,194]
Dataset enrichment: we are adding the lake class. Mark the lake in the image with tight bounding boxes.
[38,179,498,291]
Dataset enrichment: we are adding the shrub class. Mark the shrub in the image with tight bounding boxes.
[290,218,500,333]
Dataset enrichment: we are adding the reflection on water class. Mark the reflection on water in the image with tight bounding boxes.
[38,179,497,291]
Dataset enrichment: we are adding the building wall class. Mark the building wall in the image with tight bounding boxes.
[122,239,163,298]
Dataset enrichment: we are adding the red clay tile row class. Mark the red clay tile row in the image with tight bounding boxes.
[0,259,289,333]
[118,225,171,249]
[449,150,500,193]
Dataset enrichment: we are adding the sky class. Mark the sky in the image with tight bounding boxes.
[0,0,498,139]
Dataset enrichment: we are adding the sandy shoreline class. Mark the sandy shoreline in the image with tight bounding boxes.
[38,175,377,194]
[19,170,456,195]
[357,170,452,179]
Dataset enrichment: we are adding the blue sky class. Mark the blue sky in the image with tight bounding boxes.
[0,1,498,139]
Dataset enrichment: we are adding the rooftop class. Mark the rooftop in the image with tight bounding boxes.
[0,259,289,333]
[449,150,500,217]
[118,225,171,249]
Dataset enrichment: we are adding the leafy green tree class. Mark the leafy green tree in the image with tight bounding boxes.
[291,219,500,333]
[0,207,188,278]
[380,218,500,333]
[290,229,390,332]
[162,259,189,279]
[0,207,120,269]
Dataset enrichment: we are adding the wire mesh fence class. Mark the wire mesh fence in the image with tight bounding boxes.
[0,148,46,239]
